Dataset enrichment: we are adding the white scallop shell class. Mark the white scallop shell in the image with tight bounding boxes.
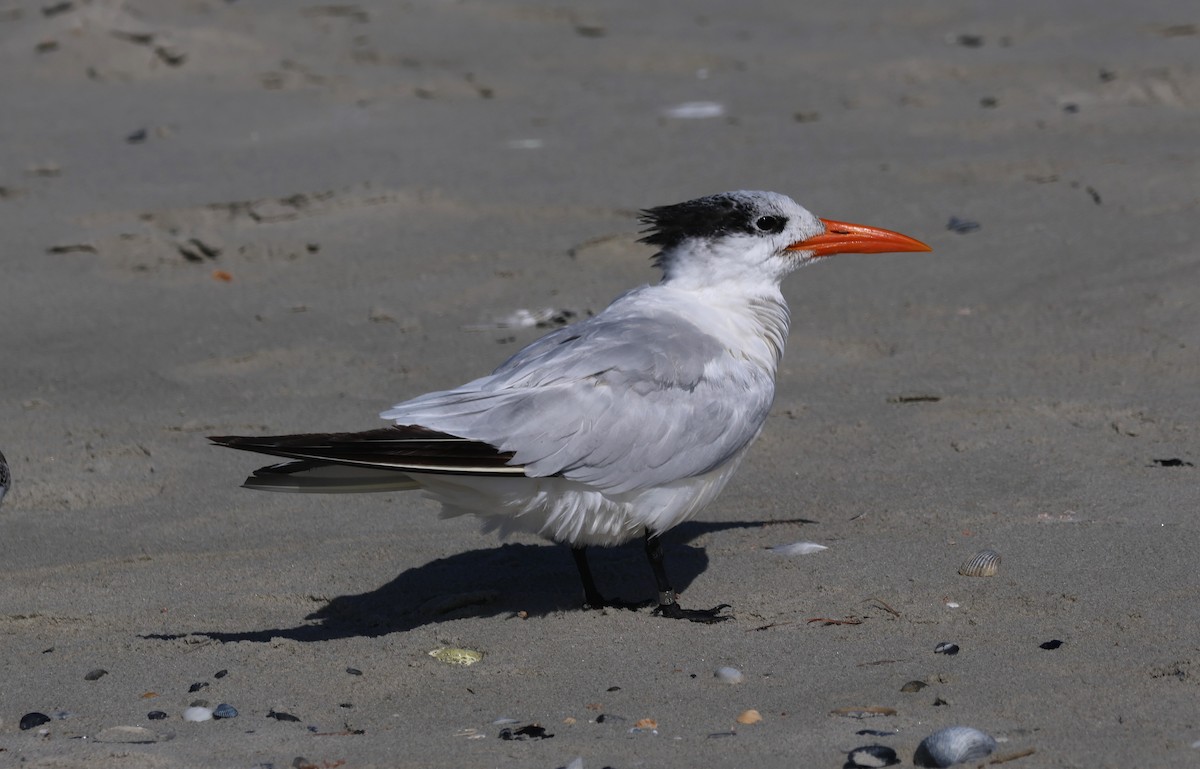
[915,725,997,767]
[958,549,1001,577]
[714,666,744,684]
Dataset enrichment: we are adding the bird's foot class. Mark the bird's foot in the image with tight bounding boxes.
[652,597,732,624]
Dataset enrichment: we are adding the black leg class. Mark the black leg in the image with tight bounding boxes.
[571,546,607,609]
[644,532,731,623]
[571,546,650,612]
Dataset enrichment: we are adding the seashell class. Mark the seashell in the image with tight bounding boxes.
[900,680,928,693]
[768,541,827,556]
[212,703,238,719]
[933,642,960,655]
[633,718,658,729]
[182,706,213,722]
[714,666,744,684]
[914,726,997,767]
[19,712,51,731]
[735,709,762,725]
[847,744,900,768]
[958,549,1001,577]
[428,647,484,666]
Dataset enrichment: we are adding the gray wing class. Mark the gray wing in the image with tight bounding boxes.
[381,303,776,494]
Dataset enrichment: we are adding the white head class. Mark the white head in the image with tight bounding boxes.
[639,190,930,290]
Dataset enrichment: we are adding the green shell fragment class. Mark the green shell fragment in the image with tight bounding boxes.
[428,647,484,666]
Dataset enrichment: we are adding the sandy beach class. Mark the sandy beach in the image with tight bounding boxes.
[2,1,1199,767]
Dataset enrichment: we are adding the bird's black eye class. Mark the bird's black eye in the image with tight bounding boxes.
[755,215,786,234]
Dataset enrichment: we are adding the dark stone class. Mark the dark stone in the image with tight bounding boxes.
[498,723,553,741]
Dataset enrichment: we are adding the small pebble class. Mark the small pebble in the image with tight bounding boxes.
[1039,639,1063,650]
[20,712,51,730]
[213,703,238,719]
[346,667,363,676]
[182,706,213,722]
[214,669,228,679]
[84,668,108,681]
[662,101,725,119]
[714,666,744,684]
[147,711,168,721]
[934,642,960,655]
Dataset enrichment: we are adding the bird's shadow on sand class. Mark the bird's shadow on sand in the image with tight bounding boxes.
[142,518,815,643]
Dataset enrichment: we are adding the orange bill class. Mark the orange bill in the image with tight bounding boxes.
[787,218,932,257]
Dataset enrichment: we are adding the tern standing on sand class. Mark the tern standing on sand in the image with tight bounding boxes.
[212,191,931,622]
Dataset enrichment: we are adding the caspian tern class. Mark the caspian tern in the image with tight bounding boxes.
[211,191,931,622]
